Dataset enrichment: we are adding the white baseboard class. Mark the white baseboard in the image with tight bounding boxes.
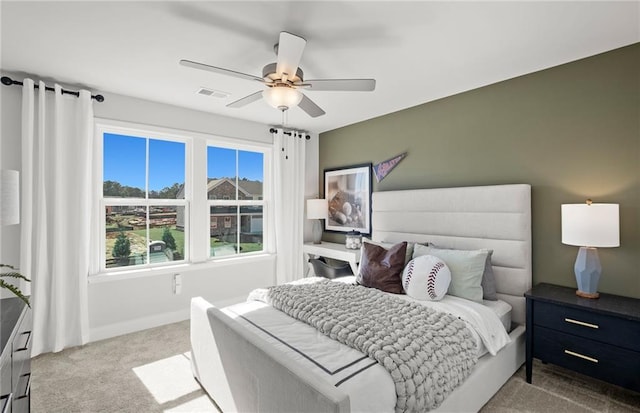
[88,295,247,343]
[89,308,190,343]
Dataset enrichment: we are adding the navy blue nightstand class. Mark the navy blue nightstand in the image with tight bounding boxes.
[525,283,640,393]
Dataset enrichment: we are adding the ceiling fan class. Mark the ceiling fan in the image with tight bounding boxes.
[180,31,376,118]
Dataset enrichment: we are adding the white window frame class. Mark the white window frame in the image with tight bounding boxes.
[207,141,268,260]
[96,120,191,273]
[93,118,272,277]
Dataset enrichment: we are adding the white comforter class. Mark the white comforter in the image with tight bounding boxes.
[224,277,510,413]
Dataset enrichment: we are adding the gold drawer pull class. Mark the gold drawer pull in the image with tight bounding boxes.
[564,349,599,363]
[564,318,599,329]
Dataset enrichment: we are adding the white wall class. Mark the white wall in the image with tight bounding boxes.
[0,82,22,298]
[0,72,319,341]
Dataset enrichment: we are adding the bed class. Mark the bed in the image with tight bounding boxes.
[191,184,531,412]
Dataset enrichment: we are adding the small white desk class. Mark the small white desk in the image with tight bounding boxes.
[303,242,361,276]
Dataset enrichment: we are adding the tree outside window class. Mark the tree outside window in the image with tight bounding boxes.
[103,132,187,269]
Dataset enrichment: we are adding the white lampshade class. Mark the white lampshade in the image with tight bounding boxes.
[561,203,619,248]
[307,199,327,220]
[263,86,302,110]
[0,169,20,225]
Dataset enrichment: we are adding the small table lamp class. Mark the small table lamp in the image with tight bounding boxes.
[561,200,619,299]
[307,199,327,244]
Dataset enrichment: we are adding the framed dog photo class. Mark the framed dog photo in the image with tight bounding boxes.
[324,163,372,235]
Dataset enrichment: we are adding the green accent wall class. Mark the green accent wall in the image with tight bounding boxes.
[319,43,640,299]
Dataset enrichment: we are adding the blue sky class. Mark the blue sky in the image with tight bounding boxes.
[207,146,264,182]
[103,133,263,190]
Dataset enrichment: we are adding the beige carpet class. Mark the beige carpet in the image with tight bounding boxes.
[32,320,640,412]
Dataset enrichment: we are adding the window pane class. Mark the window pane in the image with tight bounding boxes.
[105,206,148,268]
[103,133,146,198]
[99,124,198,272]
[149,139,186,199]
[149,205,185,262]
[238,151,263,200]
[240,205,263,254]
[210,205,237,257]
[207,146,236,200]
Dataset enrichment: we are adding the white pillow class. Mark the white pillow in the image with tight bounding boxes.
[402,255,451,301]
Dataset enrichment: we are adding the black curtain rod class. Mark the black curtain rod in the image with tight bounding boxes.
[1,76,104,102]
[269,127,310,140]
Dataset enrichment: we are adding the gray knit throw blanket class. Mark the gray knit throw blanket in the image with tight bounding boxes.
[250,279,478,413]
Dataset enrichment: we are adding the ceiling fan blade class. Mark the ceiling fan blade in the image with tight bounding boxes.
[227,91,263,108]
[275,32,307,80]
[304,79,376,91]
[298,94,326,118]
[180,59,264,83]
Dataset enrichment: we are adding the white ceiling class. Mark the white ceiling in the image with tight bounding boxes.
[1,1,638,134]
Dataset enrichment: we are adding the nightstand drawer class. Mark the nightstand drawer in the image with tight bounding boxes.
[1,300,31,413]
[11,309,32,390]
[534,326,640,392]
[533,301,640,352]
[0,393,11,413]
[0,355,11,413]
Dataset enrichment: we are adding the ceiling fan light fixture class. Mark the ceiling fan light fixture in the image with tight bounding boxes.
[262,86,303,111]
[181,31,375,118]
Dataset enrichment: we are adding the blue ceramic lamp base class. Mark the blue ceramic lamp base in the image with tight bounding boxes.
[574,246,601,299]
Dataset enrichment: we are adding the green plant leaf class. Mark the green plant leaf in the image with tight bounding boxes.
[0,271,31,282]
[0,279,30,307]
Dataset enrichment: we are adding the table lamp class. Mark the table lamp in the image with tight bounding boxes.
[307,199,327,244]
[561,200,619,299]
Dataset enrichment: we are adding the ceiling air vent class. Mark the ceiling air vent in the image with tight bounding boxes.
[196,87,230,99]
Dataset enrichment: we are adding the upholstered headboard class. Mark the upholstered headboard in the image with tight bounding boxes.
[372,184,532,325]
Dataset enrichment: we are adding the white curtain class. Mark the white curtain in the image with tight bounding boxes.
[20,80,94,356]
[271,129,306,284]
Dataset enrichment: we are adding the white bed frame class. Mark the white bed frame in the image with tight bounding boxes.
[191,184,531,412]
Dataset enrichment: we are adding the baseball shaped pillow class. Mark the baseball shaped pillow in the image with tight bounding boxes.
[402,255,451,301]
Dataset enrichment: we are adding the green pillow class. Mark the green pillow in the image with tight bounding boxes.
[412,244,488,302]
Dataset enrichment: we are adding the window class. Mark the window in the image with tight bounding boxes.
[96,120,270,274]
[102,131,188,270]
[208,146,264,257]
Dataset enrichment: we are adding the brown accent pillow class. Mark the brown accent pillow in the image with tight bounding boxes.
[356,241,407,294]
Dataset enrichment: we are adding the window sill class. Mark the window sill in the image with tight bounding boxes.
[89,253,275,284]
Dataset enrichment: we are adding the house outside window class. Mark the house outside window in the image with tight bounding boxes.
[96,120,270,275]
[206,146,265,257]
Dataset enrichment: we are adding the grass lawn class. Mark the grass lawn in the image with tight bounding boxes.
[105,231,146,260]
[106,226,262,261]
[133,227,185,255]
[239,243,263,253]
[210,238,263,255]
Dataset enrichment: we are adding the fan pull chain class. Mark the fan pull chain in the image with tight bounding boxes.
[280,109,286,157]
[281,109,289,159]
